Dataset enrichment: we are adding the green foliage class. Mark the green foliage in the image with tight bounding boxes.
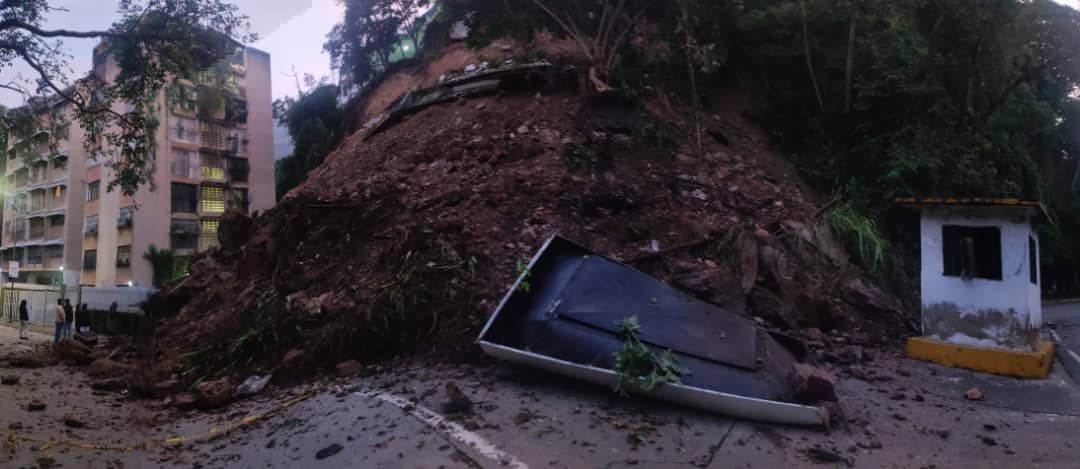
[325,0,433,88]
[179,287,288,382]
[272,82,342,200]
[823,203,889,272]
[0,0,253,196]
[143,244,183,289]
[515,258,532,293]
[563,143,598,169]
[612,315,686,396]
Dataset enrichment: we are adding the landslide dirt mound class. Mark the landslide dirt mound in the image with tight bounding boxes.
[152,77,908,387]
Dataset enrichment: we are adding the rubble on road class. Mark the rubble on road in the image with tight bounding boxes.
[1,374,20,385]
[54,339,97,366]
[142,48,909,400]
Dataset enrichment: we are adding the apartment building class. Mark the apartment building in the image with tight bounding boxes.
[0,102,88,287]
[79,43,274,287]
[0,42,274,288]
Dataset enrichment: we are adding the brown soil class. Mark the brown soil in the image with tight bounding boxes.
[149,58,909,388]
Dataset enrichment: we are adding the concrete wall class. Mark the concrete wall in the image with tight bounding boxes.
[920,206,1041,351]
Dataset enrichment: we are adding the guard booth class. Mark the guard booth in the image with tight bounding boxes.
[899,198,1054,378]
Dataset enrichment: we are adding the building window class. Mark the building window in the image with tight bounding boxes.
[171,183,198,213]
[171,149,200,178]
[49,214,64,227]
[200,218,220,250]
[201,153,225,180]
[172,117,197,143]
[28,218,44,239]
[170,219,200,250]
[228,188,250,212]
[46,245,62,258]
[201,185,225,213]
[118,206,134,228]
[116,246,131,267]
[87,151,102,169]
[86,181,100,202]
[84,216,98,236]
[27,247,42,266]
[53,185,65,199]
[1029,236,1038,285]
[942,225,1002,281]
[30,190,44,211]
[83,250,97,271]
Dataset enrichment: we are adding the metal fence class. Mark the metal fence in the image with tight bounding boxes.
[1,284,65,327]
[1,283,155,329]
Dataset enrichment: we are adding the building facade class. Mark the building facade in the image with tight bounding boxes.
[1,43,274,288]
[0,103,88,287]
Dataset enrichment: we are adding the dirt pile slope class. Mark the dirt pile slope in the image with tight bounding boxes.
[151,69,907,388]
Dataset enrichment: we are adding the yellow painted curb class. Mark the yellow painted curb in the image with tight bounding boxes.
[907,337,1054,379]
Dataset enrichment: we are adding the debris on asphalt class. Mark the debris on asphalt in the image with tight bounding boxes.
[964,387,984,401]
[315,443,343,460]
[440,382,473,414]
[1,374,20,385]
[335,360,363,377]
[237,375,271,397]
[804,446,851,466]
[27,399,46,411]
[194,378,235,410]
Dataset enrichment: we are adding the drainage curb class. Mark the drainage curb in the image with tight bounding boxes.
[1049,329,1080,385]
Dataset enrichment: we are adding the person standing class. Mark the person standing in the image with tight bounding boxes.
[62,299,74,339]
[106,301,117,335]
[53,298,64,343]
[18,299,29,340]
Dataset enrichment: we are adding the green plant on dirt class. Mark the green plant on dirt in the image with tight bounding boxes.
[822,203,889,273]
[179,287,288,386]
[611,315,686,396]
[515,258,533,293]
[636,113,674,148]
[563,143,598,170]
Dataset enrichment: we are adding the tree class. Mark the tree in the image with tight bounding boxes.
[0,0,253,197]
[325,0,431,88]
[272,76,341,200]
[528,0,658,90]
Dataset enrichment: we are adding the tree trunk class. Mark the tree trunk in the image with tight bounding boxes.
[844,17,856,112]
[679,0,703,157]
[800,0,825,112]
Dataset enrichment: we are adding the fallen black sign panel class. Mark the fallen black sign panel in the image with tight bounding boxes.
[477,235,824,426]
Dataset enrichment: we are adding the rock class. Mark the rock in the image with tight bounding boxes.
[63,416,88,428]
[441,382,473,414]
[980,436,997,446]
[237,375,271,397]
[791,363,838,404]
[749,286,797,330]
[171,393,196,409]
[8,422,22,430]
[857,440,883,450]
[804,447,849,466]
[8,356,46,368]
[841,278,902,317]
[146,379,182,398]
[1,374,20,385]
[27,399,46,411]
[335,360,363,377]
[86,359,131,377]
[892,413,907,421]
[193,378,235,410]
[804,328,825,342]
[964,387,983,401]
[516,125,530,134]
[54,339,96,366]
[90,377,127,391]
[74,332,98,346]
[272,348,310,385]
[670,260,718,294]
[316,443,343,460]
